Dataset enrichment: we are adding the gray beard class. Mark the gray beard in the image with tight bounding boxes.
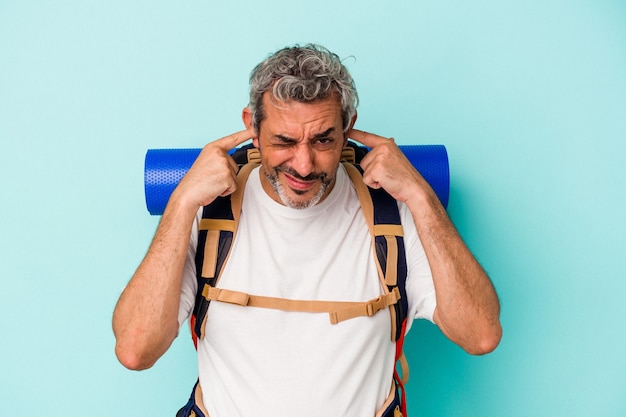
[264,171,331,209]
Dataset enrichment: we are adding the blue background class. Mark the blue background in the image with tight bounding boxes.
[1,1,625,415]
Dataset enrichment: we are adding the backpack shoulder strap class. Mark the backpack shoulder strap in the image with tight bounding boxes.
[342,163,409,342]
[191,161,258,347]
[343,162,410,416]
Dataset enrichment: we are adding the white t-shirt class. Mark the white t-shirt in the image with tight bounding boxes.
[178,164,436,417]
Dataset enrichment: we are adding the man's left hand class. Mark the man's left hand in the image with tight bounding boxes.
[347,129,432,205]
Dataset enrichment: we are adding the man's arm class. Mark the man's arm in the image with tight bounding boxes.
[349,129,502,355]
[112,130,254,370]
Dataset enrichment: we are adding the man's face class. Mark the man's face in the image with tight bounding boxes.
[245,93,347,209]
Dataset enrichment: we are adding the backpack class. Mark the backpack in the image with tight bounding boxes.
[178,142,410,417]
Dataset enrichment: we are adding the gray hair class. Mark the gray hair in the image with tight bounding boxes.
[248,44,359,133]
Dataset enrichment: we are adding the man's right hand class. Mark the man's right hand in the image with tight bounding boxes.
[171,129,256,212]
[113,128,256,370]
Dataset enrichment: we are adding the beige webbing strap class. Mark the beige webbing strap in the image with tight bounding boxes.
[374,225,403,288]
[197,161,259,339]
[341,147,356,164]
[384,236,399,287]
[343,163,406,341]
[199,219,237,232]
[193,383,209,416]
[373,224,404,236]
[397,350,409,385]
[343,164,402,287]
[231,162,258,226]
[329,288,401,324]
[199,219,236,279]
[198,163,258,279]
[375,382,395,417]
[203,286,401,325]
[201,230,219,279]
[247,148,261,164]
[343,163,375,236]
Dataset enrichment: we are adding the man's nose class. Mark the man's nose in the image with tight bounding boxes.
[292,143,315,177]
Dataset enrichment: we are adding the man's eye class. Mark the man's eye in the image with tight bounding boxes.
[271,137,297,147]
[315,138,334,146]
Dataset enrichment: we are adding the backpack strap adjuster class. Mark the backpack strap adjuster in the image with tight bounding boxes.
[329,288,401,324]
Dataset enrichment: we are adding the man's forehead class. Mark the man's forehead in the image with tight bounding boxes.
[262,97,343,136]
[266,120,341,139]
[271,127,338,143]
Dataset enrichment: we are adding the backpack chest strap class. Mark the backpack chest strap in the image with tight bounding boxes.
[203,286,401,324]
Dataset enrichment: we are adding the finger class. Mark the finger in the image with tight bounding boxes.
[363,177,382,190]
[227,152,239,172]
[211,128,256,150]
[347,129,392,148]
[219,179,238,197]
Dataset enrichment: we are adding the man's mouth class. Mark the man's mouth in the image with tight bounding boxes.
[276,167,326,194]
[282,172,317,193]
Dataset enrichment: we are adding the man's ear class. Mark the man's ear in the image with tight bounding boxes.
[242,107,259,147]
[343,112,358,147]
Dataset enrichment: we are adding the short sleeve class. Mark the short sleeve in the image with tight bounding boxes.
[399,202,437,333]
[177,208,202,329]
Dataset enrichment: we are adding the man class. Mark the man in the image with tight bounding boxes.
[113,44,501,417]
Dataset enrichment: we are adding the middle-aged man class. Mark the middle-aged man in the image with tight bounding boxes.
[113,43,502,417]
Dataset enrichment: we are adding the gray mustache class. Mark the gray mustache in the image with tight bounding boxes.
[275,166,327,182]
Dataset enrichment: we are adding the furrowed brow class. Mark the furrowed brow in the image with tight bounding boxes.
[274,134,298,143]
[274,128,336,143]
[312,128,336,139]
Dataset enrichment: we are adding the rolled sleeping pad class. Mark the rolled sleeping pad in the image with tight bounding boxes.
[144,145,449,215]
